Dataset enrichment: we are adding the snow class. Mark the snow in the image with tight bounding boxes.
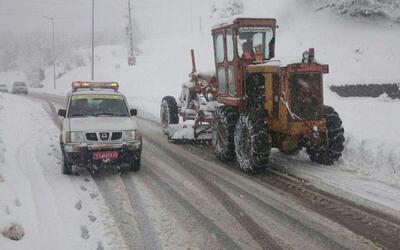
[0,71,27,88]
[0,93,126,249]
[165,122,213,141]
[1,0,400,226]
[313,0,400,22]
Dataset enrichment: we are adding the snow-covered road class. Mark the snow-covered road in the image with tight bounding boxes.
[0,93,125,250]
[2,92,397,249]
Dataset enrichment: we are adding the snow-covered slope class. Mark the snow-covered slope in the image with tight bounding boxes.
[20,0,400,187]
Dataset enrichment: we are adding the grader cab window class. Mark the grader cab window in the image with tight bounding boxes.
[237,27,274,61]
[215,33,224,63]
[217,66,226,93]
[228,66,236,95]
[226,29,234,62]
[289,73,322,120]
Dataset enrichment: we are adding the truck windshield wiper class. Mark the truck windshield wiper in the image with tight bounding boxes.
[70,114,86,117]
[95,112,115,116]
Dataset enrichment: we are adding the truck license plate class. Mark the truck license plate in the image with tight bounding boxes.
[93,151,118,160]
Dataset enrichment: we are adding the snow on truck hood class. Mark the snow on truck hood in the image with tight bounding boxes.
[68,117,137,132]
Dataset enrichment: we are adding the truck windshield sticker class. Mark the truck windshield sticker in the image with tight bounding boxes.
[239,27,272,33]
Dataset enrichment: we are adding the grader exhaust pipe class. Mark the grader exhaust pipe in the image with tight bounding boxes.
[190,49,199,87]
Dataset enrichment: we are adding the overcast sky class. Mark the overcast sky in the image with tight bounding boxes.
[0,0,209,39]
[0,0,126,34]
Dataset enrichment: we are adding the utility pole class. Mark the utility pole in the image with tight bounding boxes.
[43,16,56,89]
[127,0,135,66]
[91,0,95,80]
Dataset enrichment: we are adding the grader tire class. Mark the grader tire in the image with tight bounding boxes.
[160,96,179,128]
[234,111,271,174]
[306,105,345,165]
[212,106,237,162]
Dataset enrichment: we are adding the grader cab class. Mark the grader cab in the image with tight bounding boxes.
[161,18,345,173]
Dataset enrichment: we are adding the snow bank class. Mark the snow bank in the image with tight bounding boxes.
[325,88,400,186]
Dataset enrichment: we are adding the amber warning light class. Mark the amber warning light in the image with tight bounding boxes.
[72,81,119,91]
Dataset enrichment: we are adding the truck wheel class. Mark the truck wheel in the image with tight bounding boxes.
[306,105,345,165]
[212,106,237,161]
[130,156,141,172]
[235,111,271,174]
[62,158,72,175]
[160,96,179,128]
[61,146,72,175]
[62,162,72,175]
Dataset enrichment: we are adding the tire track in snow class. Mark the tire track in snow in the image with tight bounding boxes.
[141,156,244,250]
[92,175,146,250]
[138,127,377,249]
[140,137,283,250]
[120,174,163,250]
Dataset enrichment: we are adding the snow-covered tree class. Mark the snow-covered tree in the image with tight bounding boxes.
[315,0,400,22]
[0,31,19,71]
[210,0,244,19]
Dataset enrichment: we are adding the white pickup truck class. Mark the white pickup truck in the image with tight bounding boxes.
[58,81,142,175]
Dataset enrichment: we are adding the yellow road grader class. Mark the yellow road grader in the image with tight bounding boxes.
[160,18,345,174]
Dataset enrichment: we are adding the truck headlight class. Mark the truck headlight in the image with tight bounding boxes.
[123,130,136,141]
[66,132,84,143]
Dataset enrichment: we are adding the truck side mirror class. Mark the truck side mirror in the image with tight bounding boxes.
[58,109,66,118]
[130,109,137,116]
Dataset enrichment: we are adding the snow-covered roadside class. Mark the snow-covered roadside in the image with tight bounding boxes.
[325,89,400,185]
[0,93,126,250]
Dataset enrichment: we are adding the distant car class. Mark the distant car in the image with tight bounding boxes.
[12,82,28,94]
[58,81,142,175]
[0,84,8,93]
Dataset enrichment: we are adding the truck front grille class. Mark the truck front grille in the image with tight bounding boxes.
[86,133,98,141]
[111,132,122,140]
[85,132,123,141]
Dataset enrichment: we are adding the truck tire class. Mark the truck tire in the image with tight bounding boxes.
[62,162,72,175]
[61,145,72,175]
[235,111,271,174]
[306,105,345,165]
[212,106,237,161]
[130,156,141,172]
[160,96,179,128]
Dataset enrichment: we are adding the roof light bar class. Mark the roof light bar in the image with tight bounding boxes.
[71,81,119,91]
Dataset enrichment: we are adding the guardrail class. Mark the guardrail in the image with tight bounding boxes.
[329,83,400,99]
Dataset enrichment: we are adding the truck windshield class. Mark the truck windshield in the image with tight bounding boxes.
[289,73,322,120]
[68,94,129,118]
[237,26,274,61]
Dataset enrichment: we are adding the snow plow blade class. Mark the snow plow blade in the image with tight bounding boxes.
[163,123,212,144]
